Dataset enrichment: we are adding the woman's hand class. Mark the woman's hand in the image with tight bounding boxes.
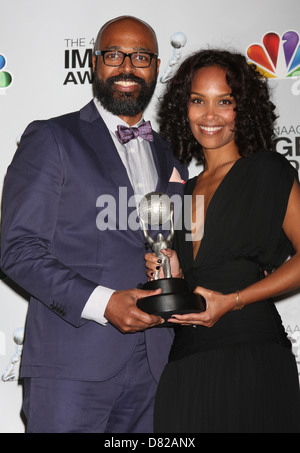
[167,286,236,328]
[145,248,183,280]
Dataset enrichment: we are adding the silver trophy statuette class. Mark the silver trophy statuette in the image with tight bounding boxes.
[139,192,174,279]
[137,192,206,322]
[160,32,187,84]
[2,327,24,382]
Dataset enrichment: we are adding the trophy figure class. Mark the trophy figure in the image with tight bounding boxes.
[2,327,24,382]
[160,32,188,84]
[137,192,206,321]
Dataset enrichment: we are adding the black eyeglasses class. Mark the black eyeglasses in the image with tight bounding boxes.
[95,50,158,68]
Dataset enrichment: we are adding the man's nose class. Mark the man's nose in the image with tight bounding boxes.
[120,55,136,72]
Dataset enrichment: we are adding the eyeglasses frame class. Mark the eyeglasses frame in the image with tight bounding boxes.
[94,50,158,68]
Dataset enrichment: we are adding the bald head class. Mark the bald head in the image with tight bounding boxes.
[94,16,159,55]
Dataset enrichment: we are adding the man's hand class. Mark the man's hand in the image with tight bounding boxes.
[104,288,164,333]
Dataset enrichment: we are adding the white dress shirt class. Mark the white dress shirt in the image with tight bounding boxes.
[81,99,158,325]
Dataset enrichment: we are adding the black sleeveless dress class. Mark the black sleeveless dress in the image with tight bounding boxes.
[154,152,300,433]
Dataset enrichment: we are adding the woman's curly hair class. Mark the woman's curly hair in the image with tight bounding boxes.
[158,49,278,164]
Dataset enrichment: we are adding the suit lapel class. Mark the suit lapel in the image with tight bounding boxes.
[79,101,134,197]
[79,101,146,241]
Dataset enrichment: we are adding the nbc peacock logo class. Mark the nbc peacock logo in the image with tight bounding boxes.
[247,31,300,79]
[0,53,13,92]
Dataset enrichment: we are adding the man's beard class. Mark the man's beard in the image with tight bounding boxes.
[93,72,157,117]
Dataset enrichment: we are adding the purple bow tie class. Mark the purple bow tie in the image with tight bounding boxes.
[116,121,154,144]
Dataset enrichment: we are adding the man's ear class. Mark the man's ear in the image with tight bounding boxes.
[92,55,97,72]
[156,59,161,77]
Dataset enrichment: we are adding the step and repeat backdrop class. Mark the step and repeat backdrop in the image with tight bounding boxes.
[0,0,299,433]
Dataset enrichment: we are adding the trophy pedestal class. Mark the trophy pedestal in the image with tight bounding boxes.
[137,278,206,322]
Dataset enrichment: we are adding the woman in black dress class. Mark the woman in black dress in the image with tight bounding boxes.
[146,50,300,433]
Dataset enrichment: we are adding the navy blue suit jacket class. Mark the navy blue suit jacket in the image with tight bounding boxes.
[1,101,188,382]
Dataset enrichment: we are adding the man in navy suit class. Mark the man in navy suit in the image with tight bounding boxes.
[1,16,187,433]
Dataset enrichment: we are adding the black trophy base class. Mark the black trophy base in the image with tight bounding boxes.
[137,278,206,322]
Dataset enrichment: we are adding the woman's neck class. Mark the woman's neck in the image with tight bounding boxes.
[203,143,240,174]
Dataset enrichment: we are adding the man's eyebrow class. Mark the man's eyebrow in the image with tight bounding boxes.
[103,45,152,53]
[132,47,152,52]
